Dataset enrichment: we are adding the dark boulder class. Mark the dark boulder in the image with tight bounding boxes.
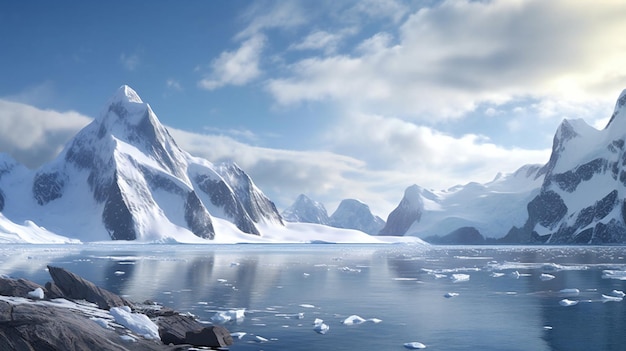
[47,265,132,310]
[0,277,44,298]
[185,326,233,347]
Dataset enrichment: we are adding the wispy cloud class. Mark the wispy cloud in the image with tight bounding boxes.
[166,79,183,91]
[198,34,266,90]
[119,52,140,71]
[266,0,626,121]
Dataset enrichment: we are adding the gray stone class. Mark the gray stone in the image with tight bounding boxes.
[185,326,233,347]
[0,277,44,299]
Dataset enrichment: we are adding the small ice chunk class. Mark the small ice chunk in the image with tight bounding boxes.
[341,315,382,325]
[433,274,447,279]
[490,272,505,278]
[611,290,626,298]
[110,306,160,340]
[27,287,44,299]
[559,299,578,307]
[444,292,459,298]
[211,309,245,324]
[313,319,330,334]
[451,274,470,283]
[602,294,623,302]
[303,273,310,277]
[543,326,553,330]
[231,332,246,339]
[404,341,427,349]
[559,288,580,297]
[510,271,520,279]
[255,335,269,342]
[540,274,555,281]
[217,279,227,283]
[114,271,125,276]
[299,304,315,308]
[542,263,562,272]
[602,270,626,280]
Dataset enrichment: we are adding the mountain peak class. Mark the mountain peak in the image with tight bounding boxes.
[113,85,143,104]
[605,88,626,129]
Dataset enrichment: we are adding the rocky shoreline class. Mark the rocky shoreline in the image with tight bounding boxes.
[0,265,233,350]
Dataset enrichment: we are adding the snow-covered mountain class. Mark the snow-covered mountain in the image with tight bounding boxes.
[0,85,284,243]
[504,89,626,244]
[281,194,330,225]
[329,199,385,235]
[379,165,543,240]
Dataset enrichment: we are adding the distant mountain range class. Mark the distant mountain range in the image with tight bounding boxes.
[2,85,626,244]
[286,89,626,244]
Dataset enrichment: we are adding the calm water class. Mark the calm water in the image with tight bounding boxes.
[2,244,626,351]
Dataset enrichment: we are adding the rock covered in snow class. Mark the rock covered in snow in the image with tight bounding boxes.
[329,198,385,235]
[282,194,331,225]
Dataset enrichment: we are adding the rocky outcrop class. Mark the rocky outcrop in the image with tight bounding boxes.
[0,266,233,350]
[329,199,385,235]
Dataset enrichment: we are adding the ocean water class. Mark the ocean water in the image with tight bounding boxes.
[2,244,626,351]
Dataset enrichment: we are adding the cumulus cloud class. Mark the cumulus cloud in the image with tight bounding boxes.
[324,113,551,190]
[289,30,344,54]
[266,0,626,120]
[198,34,266,90]
[0,100,91,168]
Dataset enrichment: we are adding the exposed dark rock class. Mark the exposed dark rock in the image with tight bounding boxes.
[32,171,66,205]
[185,326,233,347]
[102,176,137,240]
[0,267,234,350]
[0,277,44,298]
[47,265,132,310]
[184,191,215,239]
[425,227,485,245]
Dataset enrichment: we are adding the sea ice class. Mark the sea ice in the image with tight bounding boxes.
[114,271,125,276]
[27,287,44,299]
[341,315,382,325]
[540,274,556,281]
[451,274,470,282]
[602,270,626,280]
[559,288,580,297]
[299,304,316,308]
[110,306,160,340]
[211,309,245,324]
[444,292,459,298]
[559,299,578,307]
[611,290,626,298]
[601,294,623,302]
[313,319,330,334]
[255,335,269,342]
[490,272,505,278]
[231,332,246,339]
[404,341,427,349]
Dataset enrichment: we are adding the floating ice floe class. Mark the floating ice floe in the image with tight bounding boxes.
[490,272,505,278]
[559,299,578,307]
[211,309,245,324]
[540,274,556,281]
[444,292,459,298]
[230,332,246,339]
[510,271,520,279]
[313,319,330,334]
[114,271,125,276]
[255,335,269,342]
[602,270,626,280]
[299,304,316,308]
[541,263,563,272]
[110,306,160,340]
[404,341,427,349]
[601,294,623,302]
[341,315,382,325]
[611,290,626,298]
[451,274,470,283]
[543,326,553,330]
[276,312,305,319]
[559,288,580,297]
[27,287,44,299]
[339,266,361,273]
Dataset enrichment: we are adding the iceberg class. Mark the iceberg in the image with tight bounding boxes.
[404,341,427,349]
[444,292,459,298]
[313,319,330,334]
[341,315,382,325]
[559,299,578,307]
[451,274,470,282]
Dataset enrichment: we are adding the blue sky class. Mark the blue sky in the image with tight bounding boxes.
[1,0,626,217]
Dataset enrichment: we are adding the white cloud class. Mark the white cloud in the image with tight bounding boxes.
[198,34,266,90]
[166,79,182,91]
[266,0,626,121]
[119,53,140,71]
[324,113,551,190]
[290,30,343,54]
[236,1,307,40]
[0,100,91,168]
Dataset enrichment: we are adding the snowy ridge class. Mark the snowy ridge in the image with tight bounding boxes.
[282,194,330,225]
[0,86,414,244]
[505,89,626,243]
[381,164,543,240]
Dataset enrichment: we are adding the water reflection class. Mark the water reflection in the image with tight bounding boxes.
[1,244,626,350]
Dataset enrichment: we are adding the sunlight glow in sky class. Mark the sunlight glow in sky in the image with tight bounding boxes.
[1,0,625,216]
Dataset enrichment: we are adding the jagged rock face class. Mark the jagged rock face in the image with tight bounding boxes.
[379,185,423,236]
[329,199,385,235]
[282,194,330,224]
[506,89,626,244]
[0,85,284,241]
